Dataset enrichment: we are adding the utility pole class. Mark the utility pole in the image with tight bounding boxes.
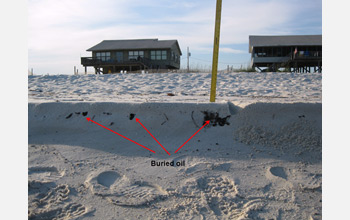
[210,0,222,102]
[187,47,191,72]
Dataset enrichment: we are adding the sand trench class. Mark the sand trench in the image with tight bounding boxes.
[29,101,321,219]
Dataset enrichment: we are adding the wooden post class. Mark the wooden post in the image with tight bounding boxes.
[74,66,76,75]
[187,47,190,72]
[210,0,222,103]
[85,66,87,74]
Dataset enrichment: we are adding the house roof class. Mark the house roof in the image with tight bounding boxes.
[249,35,322,53]
[87,39,182,55]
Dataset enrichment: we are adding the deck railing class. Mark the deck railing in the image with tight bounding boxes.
[293,51,322,60]
[81,57,180,69]
[81,57,153,66]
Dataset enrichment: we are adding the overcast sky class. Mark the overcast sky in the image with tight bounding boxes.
[28,0,322,74]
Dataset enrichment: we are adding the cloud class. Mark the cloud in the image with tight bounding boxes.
[220,47,245,54]
[194,46,245,54]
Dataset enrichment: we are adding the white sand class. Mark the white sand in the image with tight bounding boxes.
[28,71,321,106]
[28,72,322,219]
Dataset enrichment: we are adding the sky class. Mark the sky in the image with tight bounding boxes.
[28,0,322,75]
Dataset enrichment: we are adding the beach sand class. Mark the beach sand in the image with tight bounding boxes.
[28,72,321,219]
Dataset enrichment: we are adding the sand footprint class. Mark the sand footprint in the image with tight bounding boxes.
[108,181,168,206]
[178,175,263,219]
[266,166,288,180]
[28,166,65,182]
[31,184,70,209]
[289,168,322,192]
[197,176,239,216]
[85,169,168,206]
[29,203,91,220]
[29,182,90,220]
[85,170,123,196]
[265,166,294,190]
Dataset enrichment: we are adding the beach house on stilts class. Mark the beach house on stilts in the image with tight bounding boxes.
[81,39,182,74]
[249,35,322,73]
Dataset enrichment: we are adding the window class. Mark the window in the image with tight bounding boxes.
[151,50,167,60]
[276,48,282,57]
[129,51,144,60]
[115,52,123,62]
[254,48,265,57]
[96,52,111,61]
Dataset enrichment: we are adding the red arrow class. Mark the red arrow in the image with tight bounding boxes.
[174,120,210,153]
[136,118,171,155]
[86,117,156,154]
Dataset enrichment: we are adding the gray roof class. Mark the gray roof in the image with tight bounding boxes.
[249,35,322,53]
[87,39,182,55]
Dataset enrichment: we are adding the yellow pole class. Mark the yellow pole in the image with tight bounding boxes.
[210,0,222,102]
